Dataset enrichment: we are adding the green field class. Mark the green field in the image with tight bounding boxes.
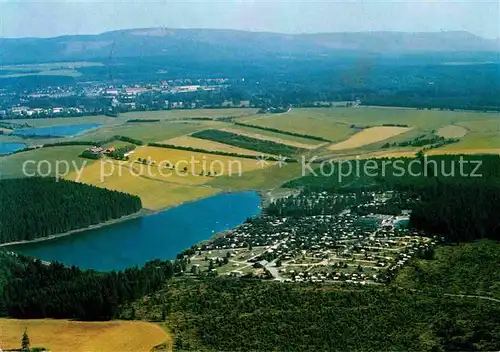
[0,62,104,78]
[241,107,497,144]
[0,146,95,179]
[3,107,499,209]
[74,120,222,144]
[241,109,357,142]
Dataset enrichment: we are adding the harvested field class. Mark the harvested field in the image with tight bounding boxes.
[67,145,269,209]
[0,318,170,352]
[68,160,221,210]
[132,146,267,175]
[328,127,412,151]
[436,125,468,138]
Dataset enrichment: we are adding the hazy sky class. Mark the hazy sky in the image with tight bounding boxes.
[1,0,499,39]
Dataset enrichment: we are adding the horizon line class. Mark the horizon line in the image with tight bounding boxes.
[1,27,498,41]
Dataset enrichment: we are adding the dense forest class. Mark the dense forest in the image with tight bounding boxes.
[192,129,302,156]
[2,53,498,111]
[0,177,142,244]
[0,253,187,320]
[409,181,500,242]
[266,191,372,217]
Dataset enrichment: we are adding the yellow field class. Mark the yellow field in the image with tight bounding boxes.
[218,127,325,149]
[436,125,468,138]
[68,161,220,210]
[68,146,270,209]
[163,135,275,157]
[328,127,412,151]
[132,146,267,175]
[0,318,170,352]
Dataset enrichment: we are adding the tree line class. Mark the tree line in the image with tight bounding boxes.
[0,254,187,320]
[233,122,330,142]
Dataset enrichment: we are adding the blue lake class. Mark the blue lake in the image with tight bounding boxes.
[0,142,27,155]
[12,123,102,137]
[10,191,262,271]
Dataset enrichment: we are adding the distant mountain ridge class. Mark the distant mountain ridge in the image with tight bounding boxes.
[0,28,498,64]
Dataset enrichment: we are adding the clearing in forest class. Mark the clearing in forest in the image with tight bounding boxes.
[328,126,412,151]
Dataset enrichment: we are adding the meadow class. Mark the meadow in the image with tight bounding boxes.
[241,109,357,142]
[0,146,95,179]
[241,107,497,143]
[74,120,223,144]
[0,318,170,352]
[0,62,104,78]
[436,125,468,138]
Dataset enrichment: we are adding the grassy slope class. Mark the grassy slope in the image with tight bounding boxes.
[0,146,95,179]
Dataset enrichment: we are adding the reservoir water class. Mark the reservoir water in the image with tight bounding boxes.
[0,142,27,155]
[12,123,102,137]
[10,191,261,271]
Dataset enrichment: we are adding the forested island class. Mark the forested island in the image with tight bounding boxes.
[0,178,142,244]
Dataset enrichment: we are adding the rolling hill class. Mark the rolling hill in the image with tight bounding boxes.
[0,28,498,64]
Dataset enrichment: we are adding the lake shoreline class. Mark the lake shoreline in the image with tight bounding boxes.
[8,191,262,271]
[1,190,264,250]
[0,210,145,248]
